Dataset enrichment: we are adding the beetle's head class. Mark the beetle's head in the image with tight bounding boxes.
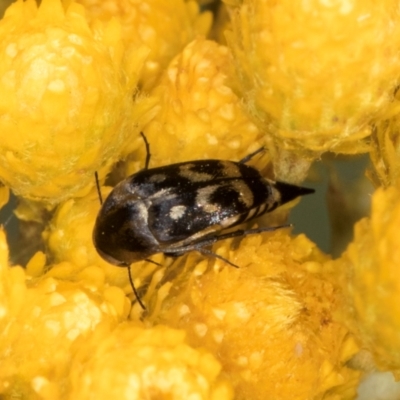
[93,194,159,267]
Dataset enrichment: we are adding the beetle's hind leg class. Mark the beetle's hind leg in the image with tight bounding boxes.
[164,224,292,268]
[164,246,240,269]
[195,247,240,268]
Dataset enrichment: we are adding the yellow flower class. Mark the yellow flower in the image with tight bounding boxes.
[76,0,212,90]
[1,0,389,397]
[0,185,9,210]
[0,229,26,324]
[0,0,148,203]
[339,183,400,376]
[369,112,400,187]
[225,0,400,157]
[69,324,233,400]
[155,230,361,399]
[0,233,127,398]
[141,37,264,170]
[43,188,128,286]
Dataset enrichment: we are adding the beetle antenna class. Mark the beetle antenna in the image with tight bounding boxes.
[94,171,103,205]
[140,132,151,170]
[127,264,146,310]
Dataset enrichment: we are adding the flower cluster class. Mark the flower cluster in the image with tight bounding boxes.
[1,0,400,399]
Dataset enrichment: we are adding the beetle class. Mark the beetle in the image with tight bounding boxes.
[93,133,314,309]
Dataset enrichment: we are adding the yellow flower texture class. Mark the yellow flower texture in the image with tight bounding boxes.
[225,0,400,157]
[75,0,212,90]
[1,0,400,398]
[369,111,400,188]
[143,37,264,168]
[0,229,231,399]
[155,231,360,400]
[0,0,149,203]
[339,183,400,377]
[69,324,233,400]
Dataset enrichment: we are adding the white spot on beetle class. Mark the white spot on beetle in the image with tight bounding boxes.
[256,203,267,216]
[231,180,254,208]
[202,203,219,214]
[220,214,240,228]
[196,185,219,207]
[149,174,167,183]
[270,186,282,205]
[179,164,213,182]
[245,207,257,221]
[169,205,186,220]
[151,188,175,200]
[133,202,149,223]
[220,161,241,178]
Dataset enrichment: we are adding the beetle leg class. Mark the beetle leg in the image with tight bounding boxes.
[164,224,292,258]
[140,131,151,170]
[239,147,265,164]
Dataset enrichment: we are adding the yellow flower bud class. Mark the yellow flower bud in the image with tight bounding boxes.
[1,1,389,397]
[0,229,26,322]
[340,183,400,374]
[369,113,400,187]
[0,185,9,210]
[156,230,360,399]
[0,0,148,203]
[226,0,400,156]
[70,324,234,400]
[42,188,126,285]
[143,38,264,169]
[77,0,212,90]
[0,272,124,399]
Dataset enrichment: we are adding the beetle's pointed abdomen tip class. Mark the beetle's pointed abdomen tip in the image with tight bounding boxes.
[274,181,315,205]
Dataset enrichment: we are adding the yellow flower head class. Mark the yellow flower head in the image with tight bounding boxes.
[339,183,400,375]
[0,185,9,210]
[0,229,26,323]
[0,0,148,203]
[0,259,126,398]
[77,0,212,90]
[225,0,400,156]
[69,324,234,400]
[369,112,400,188]
[0,0,388,397]
[155,230,360,399]
[43,188,126,286]
[142,38,264,170]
